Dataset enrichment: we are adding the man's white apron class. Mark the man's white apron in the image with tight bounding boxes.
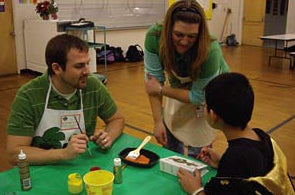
[34,81,85,148]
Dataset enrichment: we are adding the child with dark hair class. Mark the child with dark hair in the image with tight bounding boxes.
[177,72,294,195]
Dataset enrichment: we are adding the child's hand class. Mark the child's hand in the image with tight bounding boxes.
[199,147,220,169]
[177,168,202,194]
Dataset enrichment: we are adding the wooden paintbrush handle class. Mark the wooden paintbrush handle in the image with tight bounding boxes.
[135,136,151,152]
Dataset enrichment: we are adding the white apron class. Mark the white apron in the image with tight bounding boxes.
[34,81,85,149]
[163,74,216,147]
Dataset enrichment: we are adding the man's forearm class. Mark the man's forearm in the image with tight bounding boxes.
[104,111,125,141]
[8,145,66,166]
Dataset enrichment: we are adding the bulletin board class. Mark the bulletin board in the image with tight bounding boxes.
[197,0,212,20]
[0,0,5,12]
[198,0,213,20]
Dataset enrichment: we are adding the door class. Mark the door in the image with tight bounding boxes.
[0,0,17,75]
[242,0,266,46]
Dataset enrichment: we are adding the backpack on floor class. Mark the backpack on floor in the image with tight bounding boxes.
[110,46,125,62]
[126,44,144,62]
[226,34,239,46]
[96,46,115,64]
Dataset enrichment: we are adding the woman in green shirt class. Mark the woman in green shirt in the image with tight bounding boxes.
[144,0,229,158]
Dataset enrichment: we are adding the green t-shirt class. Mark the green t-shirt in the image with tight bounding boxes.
[7,72,117,146]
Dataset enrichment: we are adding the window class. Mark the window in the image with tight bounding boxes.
[56,0,166,29]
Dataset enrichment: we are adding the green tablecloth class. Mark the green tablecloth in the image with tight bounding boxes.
[0,134,216,195]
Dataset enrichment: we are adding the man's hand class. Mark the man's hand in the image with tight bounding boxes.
[90,130,112,149]
[63,134,89,160]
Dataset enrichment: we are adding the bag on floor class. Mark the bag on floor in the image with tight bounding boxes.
[110,46,125,62]
[126,44,144,62]
[96,48,115,64]
[226,34,239,46]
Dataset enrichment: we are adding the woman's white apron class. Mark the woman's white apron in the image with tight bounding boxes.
[163,74,216,147]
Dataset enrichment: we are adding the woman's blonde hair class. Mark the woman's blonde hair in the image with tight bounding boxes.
[159,0,211,80]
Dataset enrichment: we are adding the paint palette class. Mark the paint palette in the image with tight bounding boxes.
[119,148,159,168]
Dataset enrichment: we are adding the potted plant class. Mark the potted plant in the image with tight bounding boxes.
[48,0,58,20]
[35,0,58,20]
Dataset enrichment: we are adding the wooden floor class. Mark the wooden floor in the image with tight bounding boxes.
[1,45,295,185]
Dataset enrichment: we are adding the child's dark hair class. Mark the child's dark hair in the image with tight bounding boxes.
[205,72,254,130]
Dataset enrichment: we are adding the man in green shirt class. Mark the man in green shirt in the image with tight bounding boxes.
[6,34,124,165]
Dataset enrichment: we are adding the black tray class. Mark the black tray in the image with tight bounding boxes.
[119,147,160,168]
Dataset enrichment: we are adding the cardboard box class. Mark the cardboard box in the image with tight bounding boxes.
[160,156,208,176]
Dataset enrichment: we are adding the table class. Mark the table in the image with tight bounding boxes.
[0,134,216,195]
[260,34,295,69]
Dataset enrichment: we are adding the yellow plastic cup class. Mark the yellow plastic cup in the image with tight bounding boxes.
[83,170,114,195]
[68,173,83,194]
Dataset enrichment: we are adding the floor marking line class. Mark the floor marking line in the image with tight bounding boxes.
[267,114,295,134]
[125,123,153,136]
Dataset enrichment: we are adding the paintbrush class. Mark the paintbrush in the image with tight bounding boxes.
[74,116,93,157]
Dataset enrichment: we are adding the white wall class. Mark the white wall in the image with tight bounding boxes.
[12,1,40,72]
[285,0,295,47]
[286,0,295,34]
[95,28,148,54]
[12,1,154,72]
[11,0,244,72]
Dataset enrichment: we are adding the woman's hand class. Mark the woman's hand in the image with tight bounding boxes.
[145,74,162,96]
[153,121,168,146]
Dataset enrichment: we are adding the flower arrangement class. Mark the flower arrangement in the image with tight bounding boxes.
[35,0,58,20]
[48,0,58,15]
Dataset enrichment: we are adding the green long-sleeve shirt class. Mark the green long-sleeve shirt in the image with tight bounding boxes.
[144,23,230,104]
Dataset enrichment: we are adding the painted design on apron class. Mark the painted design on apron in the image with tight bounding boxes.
[32,79,85,149]
[32,127,65,149]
